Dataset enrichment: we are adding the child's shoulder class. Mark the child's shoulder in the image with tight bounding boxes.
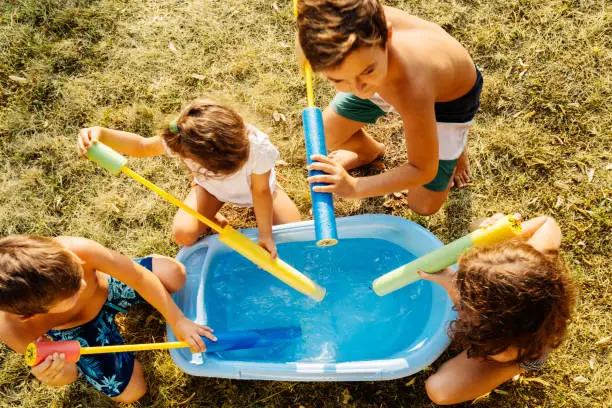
[245,125,279,172]
[0,312,37,353]
[53,236,103,267]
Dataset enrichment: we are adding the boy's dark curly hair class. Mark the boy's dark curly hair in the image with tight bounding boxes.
[452,241,575,363]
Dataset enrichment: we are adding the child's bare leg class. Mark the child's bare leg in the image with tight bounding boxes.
[272,185,301,224]
[405,184,451,216]
[425,350,520,405]
[112,359,147,403]
[172,185,224,246]
[453,149,471,188]
[150,255,186,293]
[323,107,384,170]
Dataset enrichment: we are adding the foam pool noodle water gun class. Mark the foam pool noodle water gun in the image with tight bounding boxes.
[25,327,301,367]
[294,0,338,247]
[85,142,326,301]
[372,214,523,296]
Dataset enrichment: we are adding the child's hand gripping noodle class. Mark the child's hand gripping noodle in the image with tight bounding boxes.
[372,214,522,296]
[25,327,301,367]
[85,142,326,301]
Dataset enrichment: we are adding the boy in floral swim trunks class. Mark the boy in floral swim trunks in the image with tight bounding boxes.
[297,0,482,215]
[0,235,215,403]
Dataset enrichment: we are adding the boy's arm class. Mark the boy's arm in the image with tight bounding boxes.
[77,126,165,157]
[308,93,439,198]
[251,171,277,259]
[521,216,562,253]
[473,214,562,253]
[354,94,439,197]
[66,238,213,351]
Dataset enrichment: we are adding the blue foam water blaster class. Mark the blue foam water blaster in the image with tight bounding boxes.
[202,327,302,353]
[302,107,339,247]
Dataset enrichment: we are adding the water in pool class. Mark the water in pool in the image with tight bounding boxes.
[204,238,432,363]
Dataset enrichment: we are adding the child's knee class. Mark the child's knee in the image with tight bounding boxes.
[410,201,443,216]
[153,256,186,293]
[424,374,454,405]
[172,225,202,247]
[112,361,147,403]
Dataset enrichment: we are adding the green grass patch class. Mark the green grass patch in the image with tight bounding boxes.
[0,0,610,406]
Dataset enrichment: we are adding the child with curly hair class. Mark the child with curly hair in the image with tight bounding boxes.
[77,99,300,257]
[419,214,575,405]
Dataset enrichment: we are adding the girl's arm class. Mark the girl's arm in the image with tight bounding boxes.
[251,171,277,259]
[65,237,213,352]
[77,126,165,157]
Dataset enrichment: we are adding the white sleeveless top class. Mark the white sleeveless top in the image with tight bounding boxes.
[163,125,278,207]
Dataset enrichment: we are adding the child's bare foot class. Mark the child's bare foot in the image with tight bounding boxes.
[328,149,361,169]
[453,149,471,188]
[328,143,385,170]
[214,212,229,228]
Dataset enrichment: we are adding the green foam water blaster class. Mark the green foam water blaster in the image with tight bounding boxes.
[86,143,127,175]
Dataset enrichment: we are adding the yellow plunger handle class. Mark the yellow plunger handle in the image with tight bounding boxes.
[304,62,315,108]
[81,342,188,355]
[121,167,222,234]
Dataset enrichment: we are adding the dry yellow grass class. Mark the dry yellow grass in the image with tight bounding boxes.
[0,0,610,406]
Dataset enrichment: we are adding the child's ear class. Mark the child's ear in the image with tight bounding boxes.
[387,22,393,41]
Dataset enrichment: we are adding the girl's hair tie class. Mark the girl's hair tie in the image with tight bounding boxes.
[169,120,180,134]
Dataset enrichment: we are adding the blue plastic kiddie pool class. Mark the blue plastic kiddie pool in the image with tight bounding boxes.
[168,214,455,381]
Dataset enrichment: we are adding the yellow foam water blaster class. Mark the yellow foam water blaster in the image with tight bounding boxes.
[85,142,326,301]
[372,215,522,296]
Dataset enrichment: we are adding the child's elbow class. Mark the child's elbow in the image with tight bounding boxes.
[420,164,439,186]
[251,184,271,197]
[424,374,456,405]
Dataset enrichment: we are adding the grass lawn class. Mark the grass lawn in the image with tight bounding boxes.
[0,0,610,406]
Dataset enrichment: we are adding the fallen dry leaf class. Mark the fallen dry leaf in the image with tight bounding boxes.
[471,392,490,404]
[492,389,509,395]
[587,168,595,182]
[588,358,595,370]
[522,377,550,387]
[605,163,612,171]
[276,159,288,166]
[9,75,27,84]
[191,73,206,80]
[573,375,589,383]
[595,336,610,346]
[342,388,352,404]
[169,42,178,53]
[273,110,281,122]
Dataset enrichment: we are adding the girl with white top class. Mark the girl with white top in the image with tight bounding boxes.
[77,99,301,258]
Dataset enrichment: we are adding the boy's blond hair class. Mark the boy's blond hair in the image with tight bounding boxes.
[297,0,388,71]
[0,235,83,316]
